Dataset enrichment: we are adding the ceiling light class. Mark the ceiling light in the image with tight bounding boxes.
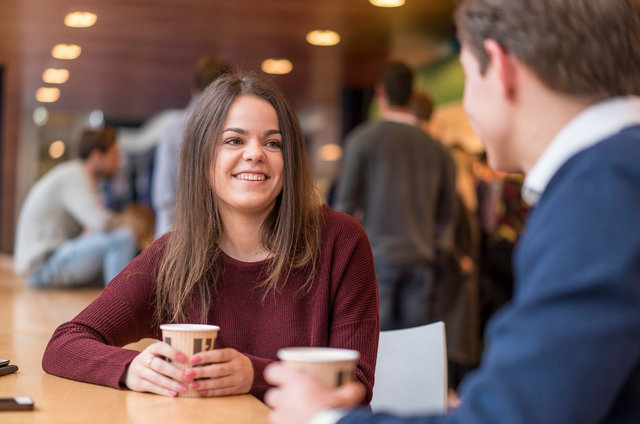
[33,106,49,126]
[64,11,97,28]
[42,68,69,84]
[88,110,104,129]
[261,59,293,75]
[51,44,82,60]
[35,87,60,103]
[318,144,343,162]
[370,0,406,7]
[49,140,66,159]
[306,30,341,46]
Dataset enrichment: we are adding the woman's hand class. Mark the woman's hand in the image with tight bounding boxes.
[186,348,254,397]
[124,341,193,396]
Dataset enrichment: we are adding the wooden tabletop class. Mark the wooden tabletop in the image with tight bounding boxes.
[0,255,270,424]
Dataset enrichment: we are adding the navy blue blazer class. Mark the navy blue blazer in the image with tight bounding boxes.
[340,127,640,424]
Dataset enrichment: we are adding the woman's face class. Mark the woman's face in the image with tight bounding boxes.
[211,94,284,220]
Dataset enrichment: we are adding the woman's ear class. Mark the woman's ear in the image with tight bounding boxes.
[483,39,517,101]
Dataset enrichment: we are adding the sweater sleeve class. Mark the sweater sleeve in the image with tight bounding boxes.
[42,239,164,389]
[328,214,380,404]
[246,355,275,398]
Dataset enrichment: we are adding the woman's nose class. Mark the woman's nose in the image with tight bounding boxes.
[242,140,265,161]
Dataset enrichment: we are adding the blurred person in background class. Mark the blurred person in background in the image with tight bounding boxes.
[413,92,481,390]
[14,127,137,287]
[411,90,436,136]
[334,62,456,331]
[152,55,232,238]
[265,0,640,423]
[473,154,528,334]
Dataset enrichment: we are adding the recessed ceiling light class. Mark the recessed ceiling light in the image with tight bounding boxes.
[42,68,69,84]
[33,106,49,126]
[51,44,82,60]
[318,144,343,162]
[35,87,60,103]
[64,11,97,28]
[370,0,405,7]
[261,59,293,75]
[306,30,341,46]
[88,110,105,129]
[49,140,66,159]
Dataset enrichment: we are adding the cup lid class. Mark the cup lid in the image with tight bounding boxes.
[160,324,220,332]
[277,347,360,362]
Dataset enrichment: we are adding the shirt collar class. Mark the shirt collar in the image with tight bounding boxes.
[522,96,640,205]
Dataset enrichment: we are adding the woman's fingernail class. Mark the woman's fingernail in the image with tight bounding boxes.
[168,391,177,397]
[176,353,188,363]
[190,382,200,389]
[191,355,202,364]
[200,390,208,396]
[177,385,187,393]
[185,369,196,378]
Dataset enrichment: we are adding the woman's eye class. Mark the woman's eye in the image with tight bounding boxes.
[224,137,242,145]
[265,140,282,149]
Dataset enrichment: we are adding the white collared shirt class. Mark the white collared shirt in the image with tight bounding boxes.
[522,96,640,205]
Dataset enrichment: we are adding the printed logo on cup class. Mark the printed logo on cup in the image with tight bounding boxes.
[193,338,214,354]
[336,370,349,386]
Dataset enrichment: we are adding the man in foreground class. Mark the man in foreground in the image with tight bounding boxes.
[264,0,640,423]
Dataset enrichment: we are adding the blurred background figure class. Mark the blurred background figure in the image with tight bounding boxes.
[434,143,482,390]
[414,91,481,390]
[473,154,528,333]
[411,90,435,136]
[152,55,232,238]
[13,127,137,287]
[334,61,456,331]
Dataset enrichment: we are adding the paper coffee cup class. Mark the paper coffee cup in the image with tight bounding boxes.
[277,347,360,388]
[160,323,220,397]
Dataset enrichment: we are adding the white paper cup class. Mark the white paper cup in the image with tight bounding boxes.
[277,347,360,388]
[160,323,220,397]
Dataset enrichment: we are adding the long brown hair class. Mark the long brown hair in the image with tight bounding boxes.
[154,73,322,324]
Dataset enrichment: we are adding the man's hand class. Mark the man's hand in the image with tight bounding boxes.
[264,362,365,424]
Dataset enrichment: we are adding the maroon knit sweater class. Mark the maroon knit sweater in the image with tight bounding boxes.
[42,208,379,402]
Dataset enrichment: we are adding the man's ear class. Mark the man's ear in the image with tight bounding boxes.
[483,39,517,101]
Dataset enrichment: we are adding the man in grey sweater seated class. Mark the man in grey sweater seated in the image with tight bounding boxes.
[14,127,137,287]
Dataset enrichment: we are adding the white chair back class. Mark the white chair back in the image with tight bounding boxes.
[371,321,447,415]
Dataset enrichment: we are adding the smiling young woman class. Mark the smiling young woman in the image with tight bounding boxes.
[42,73,380,404]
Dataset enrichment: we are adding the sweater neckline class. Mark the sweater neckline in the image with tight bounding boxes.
[219,249,269,271]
